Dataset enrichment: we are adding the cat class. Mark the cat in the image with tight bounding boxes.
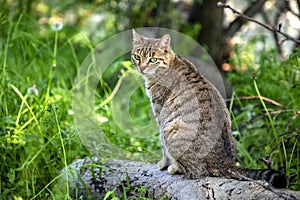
[131,29,288,188]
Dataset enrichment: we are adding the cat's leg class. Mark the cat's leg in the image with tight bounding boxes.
[157,146,171,170]
[157,129,172,170]
[167,159,183,175]
[163,121,191,175]
[157,148,182,174]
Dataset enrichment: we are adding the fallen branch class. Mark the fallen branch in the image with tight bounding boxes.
[64,157,300,199]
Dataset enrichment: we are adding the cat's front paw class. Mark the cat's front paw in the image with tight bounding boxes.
[167,163,181,175]
[157,160,168,170]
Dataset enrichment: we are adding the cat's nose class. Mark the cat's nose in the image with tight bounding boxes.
[138,65,146,73]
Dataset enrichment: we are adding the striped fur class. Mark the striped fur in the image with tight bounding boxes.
[131,30,288,188]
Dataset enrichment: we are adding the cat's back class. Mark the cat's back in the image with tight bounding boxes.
[158,55,235,177]
[159,54,229,130]
[132,31,235,178]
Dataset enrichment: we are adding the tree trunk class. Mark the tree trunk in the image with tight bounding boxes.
[64,157,300,200]
[188,0,226,68]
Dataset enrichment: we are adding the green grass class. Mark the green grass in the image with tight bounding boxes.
[0,10,90,199]
[0,4,160,199]
[228,45,300,190]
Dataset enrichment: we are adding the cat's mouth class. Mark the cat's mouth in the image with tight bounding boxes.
[136,65,147,74]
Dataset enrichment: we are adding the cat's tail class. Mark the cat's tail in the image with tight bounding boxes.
[227,166,289,188]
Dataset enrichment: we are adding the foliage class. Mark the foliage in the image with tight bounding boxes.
[1,0,299,199]
[0,0,162,198]
[0,1,97,198]
[228,41,300,190]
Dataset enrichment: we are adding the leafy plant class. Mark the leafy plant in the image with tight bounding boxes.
[228,42,300,190]
[0,5,90,199]
[1,1,300,199]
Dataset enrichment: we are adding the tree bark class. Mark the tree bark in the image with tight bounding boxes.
[188,0,226,68]
[64,157,300,200]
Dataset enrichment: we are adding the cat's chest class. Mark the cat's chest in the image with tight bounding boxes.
[144,80,171,115]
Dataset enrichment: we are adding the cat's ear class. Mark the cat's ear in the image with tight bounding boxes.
[132,29,145,46]
[158,34,171,52]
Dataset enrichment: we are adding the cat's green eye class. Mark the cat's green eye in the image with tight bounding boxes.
[149,57,157,63]
[133,54,140,61]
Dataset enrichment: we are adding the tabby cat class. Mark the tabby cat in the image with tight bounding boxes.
[131,29,288,188]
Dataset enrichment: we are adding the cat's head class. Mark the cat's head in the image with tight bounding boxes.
[131,30,175,76]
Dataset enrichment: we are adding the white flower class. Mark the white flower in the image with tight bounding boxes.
[27,84,39,96]
[51,21,63,31]
[49,16,64,31]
